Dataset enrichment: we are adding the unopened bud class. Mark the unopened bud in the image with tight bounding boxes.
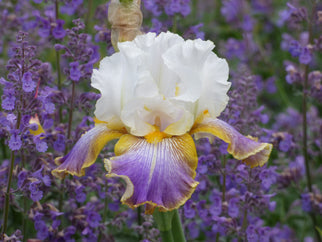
[108,0,143,51]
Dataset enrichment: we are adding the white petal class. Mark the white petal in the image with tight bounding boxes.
[91,54,123,123]
[197,54,230,118]
[162,38,215,102]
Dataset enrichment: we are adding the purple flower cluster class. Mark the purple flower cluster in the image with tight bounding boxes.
[0,0,321,241]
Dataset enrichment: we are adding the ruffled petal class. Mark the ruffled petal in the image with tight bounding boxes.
[52,124,125,178]
[190,114,272,167]
[104,133,199,213]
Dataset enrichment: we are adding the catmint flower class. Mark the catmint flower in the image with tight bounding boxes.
[34,136,48,152]
[259,167,277,190]
[228,197,239,218]
[301,193,312,212]
[38,18,51,38]
[288,40,302,57]
[108,201,120,212]
[75,186,87,203]
[32,167,51,186]
[6,113,17,125]
[86,211,102,228]
[69,61,82,81]
[60,0,83,15]
[18,170,28,188]
[210,195,222,217]
[299,47,312,64]
[29,180,43,201]
[53,134,66,152]
[53,19,66,39]
[22,71,36,93]
[8,131,22,151]
[187,222,199,239]
[34,220,49,240]
[246,225,259,242]
[184,200,196,219]
[2,95,16,111]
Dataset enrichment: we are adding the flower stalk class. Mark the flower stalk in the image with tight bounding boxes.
[55,0,63,122]
[302,2,321,241]
[153,209,186,242]
[171,210,186,242]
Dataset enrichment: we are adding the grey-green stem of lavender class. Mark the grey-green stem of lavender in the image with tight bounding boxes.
[1,151,15,237]
[67,81,76,139]
[55,0,63,122]
[85,0,93,32]
[172,15,178,33]
[302,2,321,241]
[21,152,27,242]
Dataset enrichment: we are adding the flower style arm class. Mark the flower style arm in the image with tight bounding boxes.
[52,124,125,178]
[190,113,272,167]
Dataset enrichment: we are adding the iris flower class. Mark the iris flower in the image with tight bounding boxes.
[52,32,272,214]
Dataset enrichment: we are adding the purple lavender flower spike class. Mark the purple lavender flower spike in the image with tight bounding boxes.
[29,180,43,201]
[210,195,222,217]
[34,220,49,240]
[22,72,36,93]
[2,95,16,111]
[301,193,312,212]
[53,19,66,39]
[228,197,239,218]
[299,47,312,64]
[288,40,302,57]
[69,61,82,81]
[246,225,259,242]
[8,131,22,151]
[86,211,102,228]
[184,200,196,219]
[38,18,51,38]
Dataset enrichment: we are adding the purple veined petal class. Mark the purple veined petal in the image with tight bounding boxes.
[105,133,199,214]
[52,123,125,178]
[190,112,272,168]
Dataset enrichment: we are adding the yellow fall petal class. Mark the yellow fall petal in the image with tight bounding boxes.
[190,112,272,167]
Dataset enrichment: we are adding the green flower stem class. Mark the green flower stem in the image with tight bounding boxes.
[67,81,76,139]
[85,0,93,32]
[153,210,174,242]
[171,210,186,242]
[55,0,63,122]
[153,209,186,242]
[302,2,321,242]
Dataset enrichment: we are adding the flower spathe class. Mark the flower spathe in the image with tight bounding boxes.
[52,32,272,213]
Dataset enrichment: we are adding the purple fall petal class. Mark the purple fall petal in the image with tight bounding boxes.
[105,134,199,213]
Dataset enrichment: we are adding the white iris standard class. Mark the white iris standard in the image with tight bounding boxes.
[52,32,272,214]
[92,32,230,136]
